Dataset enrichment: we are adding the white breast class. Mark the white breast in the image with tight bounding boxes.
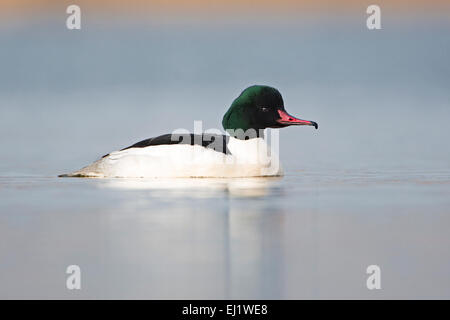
[66,137,283,178]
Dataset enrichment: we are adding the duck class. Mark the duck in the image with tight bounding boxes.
[59,85,318,178]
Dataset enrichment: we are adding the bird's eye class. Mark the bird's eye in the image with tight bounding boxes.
[259,106,269,112]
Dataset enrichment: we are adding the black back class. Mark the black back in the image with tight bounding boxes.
[103,133,231,158]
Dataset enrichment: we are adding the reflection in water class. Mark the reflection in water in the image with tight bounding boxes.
[1,175,450,298]
[99,177,282,198]
[95,177,285,298]
[227,202,285,298]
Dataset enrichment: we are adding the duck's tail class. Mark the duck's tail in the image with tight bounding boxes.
[58,172,90,178]
[58,171,104,178]
[58,162,105,178]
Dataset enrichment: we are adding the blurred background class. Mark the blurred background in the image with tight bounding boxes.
[0,0,450,299]
[0,0,449,174]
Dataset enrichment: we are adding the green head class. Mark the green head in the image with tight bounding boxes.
[222,85,318,138]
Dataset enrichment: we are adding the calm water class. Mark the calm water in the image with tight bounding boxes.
[1,16,450,298]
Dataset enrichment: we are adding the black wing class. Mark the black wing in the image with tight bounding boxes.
[103,133,231,158]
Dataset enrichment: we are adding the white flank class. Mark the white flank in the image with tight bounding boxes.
[62,137,283,178]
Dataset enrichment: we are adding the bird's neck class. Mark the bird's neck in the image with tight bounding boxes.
[225,128,264,140]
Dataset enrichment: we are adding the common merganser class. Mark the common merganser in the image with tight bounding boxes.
[60,85,318,178]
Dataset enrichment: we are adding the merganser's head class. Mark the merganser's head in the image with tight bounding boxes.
[222,85,318,138]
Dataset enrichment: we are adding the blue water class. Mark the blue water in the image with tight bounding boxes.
[0,16,450,298]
